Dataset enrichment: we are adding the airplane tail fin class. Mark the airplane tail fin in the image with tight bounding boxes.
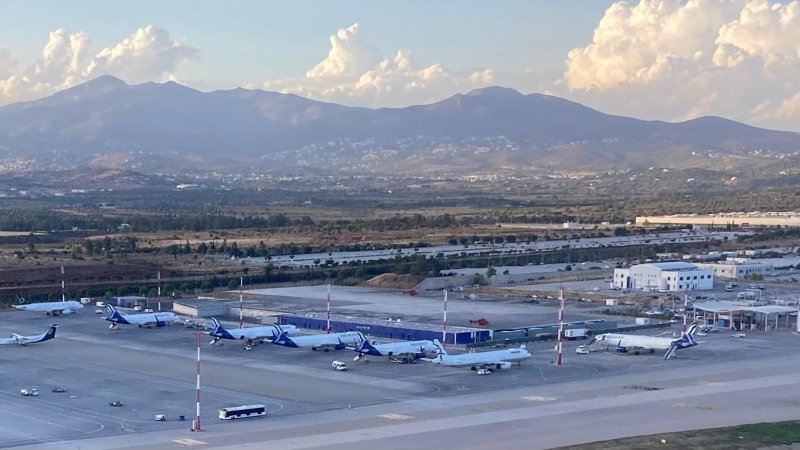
[272,331,297,347]
[41,324,58,342]
[665,331,698,359]
[685,323,700,336]
[432,339,447,356]
[209,317,235,340]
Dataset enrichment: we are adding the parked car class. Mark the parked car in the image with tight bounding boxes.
[109,400,124,407]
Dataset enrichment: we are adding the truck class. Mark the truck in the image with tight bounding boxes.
[331,360,348,371]
[564,329,589,340]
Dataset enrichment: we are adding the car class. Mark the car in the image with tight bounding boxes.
[109,400,124,407]
[20,388,39,396]
[576,345,590,355]
[51,386,66,393]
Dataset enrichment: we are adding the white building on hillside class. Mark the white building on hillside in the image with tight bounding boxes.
[614,262,714,292]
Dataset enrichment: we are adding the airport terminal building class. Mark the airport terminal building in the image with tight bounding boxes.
[614,262,714,292]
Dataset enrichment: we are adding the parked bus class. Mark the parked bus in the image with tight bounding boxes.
[218,404,267,420]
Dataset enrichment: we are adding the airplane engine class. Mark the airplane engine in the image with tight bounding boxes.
[334,343,346,350]
[495,362,512,370]
[156,321,166,328]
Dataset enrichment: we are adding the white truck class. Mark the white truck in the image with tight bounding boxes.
[564,329,589,340]
[331,360,348,371]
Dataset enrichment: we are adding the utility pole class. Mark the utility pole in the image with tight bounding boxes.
[442,290,448,346]
[191,332,202,432]
[61,266,65,302]
[157,271,162,312]
[556,286,564,366]
[239,277,243,329]
[326,284,331,333]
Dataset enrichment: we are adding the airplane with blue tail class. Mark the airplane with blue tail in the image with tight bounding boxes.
[272,330,365,352]
[0,324,58,346]
[353,339,437,362]
[105,305,182,329]
[588,323,699,360]
[208,317,298,346]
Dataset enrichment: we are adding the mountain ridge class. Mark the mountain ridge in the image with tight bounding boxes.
[0,76,798,174]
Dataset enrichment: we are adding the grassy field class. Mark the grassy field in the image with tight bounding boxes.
[556,421,800,450]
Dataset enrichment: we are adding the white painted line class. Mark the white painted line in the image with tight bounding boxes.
[379,413,414,420]
[173,438,208,446]
[698,380,725,386]
[522,395,556,402]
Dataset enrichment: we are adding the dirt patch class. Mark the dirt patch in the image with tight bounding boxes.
[364,273,424,290]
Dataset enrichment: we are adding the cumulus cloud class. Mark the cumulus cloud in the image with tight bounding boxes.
[263,23,493,107]
[562,0,800,131]
[0,48,16,79]
[0,26,197,106]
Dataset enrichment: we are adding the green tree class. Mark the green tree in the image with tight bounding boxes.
[485,266,497,278]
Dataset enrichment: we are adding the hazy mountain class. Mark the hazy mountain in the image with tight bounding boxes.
[1,76,798,174]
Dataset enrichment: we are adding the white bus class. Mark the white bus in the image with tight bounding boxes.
[218,404,267,420]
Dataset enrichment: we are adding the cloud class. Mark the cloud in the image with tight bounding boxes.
[0,26,197,106]
[263,23,494,107]
[0,47,16,79]
[85,25,198,83]
[562,0,800,131]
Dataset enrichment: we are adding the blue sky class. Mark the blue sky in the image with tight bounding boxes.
[0,1,612,85]
[0,1,799,131]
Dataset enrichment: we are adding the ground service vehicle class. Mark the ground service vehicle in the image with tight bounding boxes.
[331,360,349,371]
[218,404,267,420]
[564,329,589,340]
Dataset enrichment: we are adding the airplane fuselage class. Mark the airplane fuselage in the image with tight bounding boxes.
[434,348,531,367]
[14,301,83,315]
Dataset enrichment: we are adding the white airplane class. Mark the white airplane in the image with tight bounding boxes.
[14,300,83,316]
[272,330,366,352]
[588,323,699,360]
[208,317,299,345]
[425,339,531,372]
[353,339,437,362]
[105,305,182,329]
[0,324,57,346]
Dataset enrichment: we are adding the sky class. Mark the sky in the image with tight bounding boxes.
[1,0,799,131]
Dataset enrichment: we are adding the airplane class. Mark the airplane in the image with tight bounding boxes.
[271,330,366,352]
[208,317,299,346]
[353,339,437,362]
[587,323,699,360]
[14,299,83,316]
[105,305,182,329]
[0,324,57,346]
[425,339,531,372]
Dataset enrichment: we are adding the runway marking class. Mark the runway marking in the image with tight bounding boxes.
[379,413,413,420]
[698,380,725,386]
[173,438,208,446]
[522,395,556,402]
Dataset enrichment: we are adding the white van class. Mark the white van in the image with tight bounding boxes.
[331,361,348,371]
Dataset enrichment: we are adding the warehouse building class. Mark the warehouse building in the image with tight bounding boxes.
[695,259,774,280]
[277,313,491,345]
[614,262,714,292]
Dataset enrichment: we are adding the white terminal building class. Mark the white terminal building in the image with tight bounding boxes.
[695,258,774,280]
[614,262,714,292]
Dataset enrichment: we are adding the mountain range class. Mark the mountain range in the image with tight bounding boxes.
[1,75,799,175]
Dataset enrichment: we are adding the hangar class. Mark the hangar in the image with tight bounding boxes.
[693,300,799,332]
[614,262,714,292]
